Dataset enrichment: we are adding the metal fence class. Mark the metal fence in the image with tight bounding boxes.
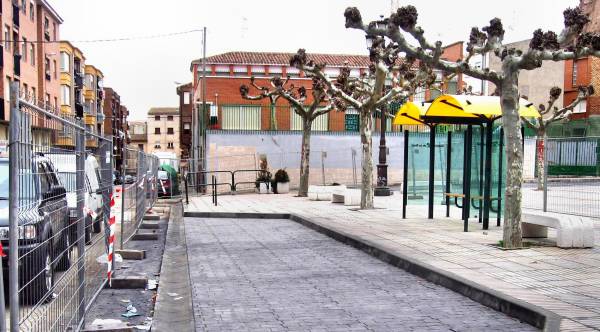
[523,136,600,219]
[3,83,157,331]
[118,148,159,249]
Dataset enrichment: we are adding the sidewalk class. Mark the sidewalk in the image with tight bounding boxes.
[186,193,600,331]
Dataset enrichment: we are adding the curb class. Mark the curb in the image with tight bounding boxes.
[185,211,562,332]
[154,204,195,332]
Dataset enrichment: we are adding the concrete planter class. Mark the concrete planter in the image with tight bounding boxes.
[277,182,290,194]
[259,183,270,194]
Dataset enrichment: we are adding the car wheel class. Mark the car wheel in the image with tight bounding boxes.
[55,230,71,271]
[22,245,54,304]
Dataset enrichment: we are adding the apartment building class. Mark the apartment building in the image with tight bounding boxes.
[129,120,147,152]
[176,82,192,159]
[0,0,63,145]
[147,107,180,158]
[83,64,104,147]
[102,87,128,169]
[558,0,600,137]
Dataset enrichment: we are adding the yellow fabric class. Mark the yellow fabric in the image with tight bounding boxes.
[393,102,428,125]
[426,95,479,119]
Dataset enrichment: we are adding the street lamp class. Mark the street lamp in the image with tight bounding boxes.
[375,102,391,196]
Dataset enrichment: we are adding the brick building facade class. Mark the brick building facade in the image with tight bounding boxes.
[0,0,62,145]
[102,87,129,169]
[189,46,464,134]
[176,82,193,159]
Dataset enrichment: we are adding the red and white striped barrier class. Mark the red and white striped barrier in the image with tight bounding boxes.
[107,192,117,284]
[83,206,97,219]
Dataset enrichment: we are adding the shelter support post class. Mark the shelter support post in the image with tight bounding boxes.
[428,126,436,219]
[445,131,452,218]
[463,125,473,232]
[478,126,484,224]
[402,130,409,219]
[483,121,493,230]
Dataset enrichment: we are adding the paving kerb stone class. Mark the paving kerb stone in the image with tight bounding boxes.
[131,230,160,241]
[185,211,560,331]
[153,203,195,332]
[140,220,161,229]
[107,275,148,289]
[114,249,146,260]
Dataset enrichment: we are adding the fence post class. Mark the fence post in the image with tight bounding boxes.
[76,120,86,324]
[120,146,126,250]
[543,135,548,212]
[100,140,112,255]
[8,82,20,332]
[321,151,326,185]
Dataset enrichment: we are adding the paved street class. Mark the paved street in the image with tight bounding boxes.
[186,217,536,331]
[186,193,600,330]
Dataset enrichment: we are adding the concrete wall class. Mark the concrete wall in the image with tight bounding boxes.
[205,130,537,191]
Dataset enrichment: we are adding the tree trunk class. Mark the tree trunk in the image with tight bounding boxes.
[298,116,312,197]
[535,129,546,191]
[500,71,523,248]
[270,103,277,130]
[359,109,374,209]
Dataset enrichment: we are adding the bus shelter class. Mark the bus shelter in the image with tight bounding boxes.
[393,95,539,231]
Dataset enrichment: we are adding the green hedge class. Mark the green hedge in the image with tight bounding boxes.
[548,165,599,176]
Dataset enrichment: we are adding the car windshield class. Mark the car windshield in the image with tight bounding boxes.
[0,162,8,198]
[57,172,76,192]
[158,171,168,180]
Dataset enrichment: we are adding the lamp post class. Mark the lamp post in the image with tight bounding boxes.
[375,103,391,196]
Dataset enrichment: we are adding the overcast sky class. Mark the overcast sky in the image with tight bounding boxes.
[51,0,578,120]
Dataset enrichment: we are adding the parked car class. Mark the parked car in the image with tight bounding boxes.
[47,154,104,245]
[0,156,70,304]
[124,175,135,184]
[157,170,171,197]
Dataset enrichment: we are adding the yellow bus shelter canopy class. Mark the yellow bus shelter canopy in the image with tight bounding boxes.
[428,95,540,118]
[393,101,429,126]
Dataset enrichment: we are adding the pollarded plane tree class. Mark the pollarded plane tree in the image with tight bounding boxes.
[344,5,600,247]
[240,75,333,197]
[290,38,437,209]
[522,85,594,191]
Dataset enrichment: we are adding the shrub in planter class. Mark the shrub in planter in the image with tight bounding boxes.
[274,169,290,194]
[255,171,271,193]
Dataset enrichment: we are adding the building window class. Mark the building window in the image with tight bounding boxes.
[291,109,329,131]
[183,123,191,133]
[215,65,229,76]
[61,85,70,105]
[167,142,174,149]
[154,115,160,121]
[183,92,190,105]
[52,22,57,41]
[30,44,35,66]
[60,52,70,72]
[29,1,34,21]
[221,105,261,130]
[154,128,161,134]
[572,61,578,87]
[22,38,27,62]
[45,57,50,80]
[53,59,57,79]
[344,109,359,132]
[44,17,49,34]
[167,127,174,134]
[167,115,173,121]
[4,26,10,51]
[138,144,144,150]
[21,0,26,13]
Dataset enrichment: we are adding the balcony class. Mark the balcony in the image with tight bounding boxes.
[84,114,96,125]
[74,72,84,87]
[55,136,75,148]
[86,137,98,148]
[75,103,84,118]
[12,3,19,28]
[96,112,105,123]
[13,54,21,76]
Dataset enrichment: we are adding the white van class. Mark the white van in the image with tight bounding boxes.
[45,154,104,244]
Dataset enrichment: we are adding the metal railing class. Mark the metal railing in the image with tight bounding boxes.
[3,83,157,331]
[183,169,271,204]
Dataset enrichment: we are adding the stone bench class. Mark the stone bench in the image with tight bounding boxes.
[343,189,361,206]
[522,211,594,248]
[308,185,346,201]
[331,187,346,203]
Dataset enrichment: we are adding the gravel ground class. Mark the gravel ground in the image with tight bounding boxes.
[83,205,171,329]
